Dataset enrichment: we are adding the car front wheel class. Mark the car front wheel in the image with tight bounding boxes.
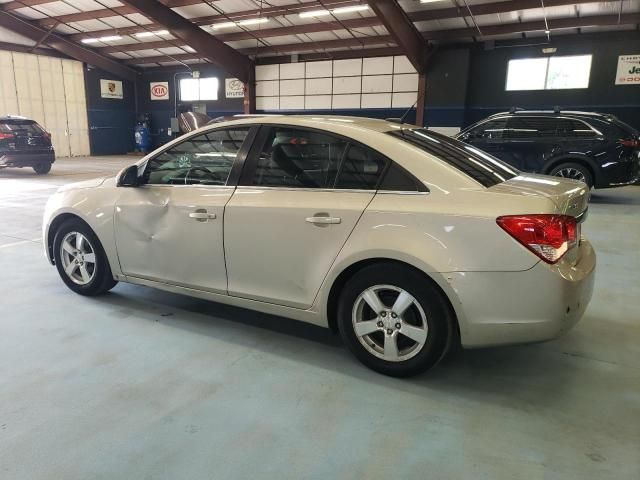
[337,263,452,377]
[52,218,117,296]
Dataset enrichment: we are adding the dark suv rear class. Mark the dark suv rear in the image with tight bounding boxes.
[456,110,640,188]
[0,116,55,174]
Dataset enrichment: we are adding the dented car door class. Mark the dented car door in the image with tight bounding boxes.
[113,126,253,293]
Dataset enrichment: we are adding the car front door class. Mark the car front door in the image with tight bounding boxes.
[114,126,255,293]
[224,125,386,309]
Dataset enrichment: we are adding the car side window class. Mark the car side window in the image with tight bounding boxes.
[142,127,250,185]
[505,117,558,139]
[249,127,348,188]
[556,118,597,138]
[334,143,387,190]
[471,119,507,140]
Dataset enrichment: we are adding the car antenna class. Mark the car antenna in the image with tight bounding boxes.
[385,99,419,125]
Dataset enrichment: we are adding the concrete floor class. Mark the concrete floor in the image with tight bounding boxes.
[0,157,638,479]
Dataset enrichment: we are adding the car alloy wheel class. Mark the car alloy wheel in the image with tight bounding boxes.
[554,167,586,183]
[352,284,429,362]
[59,231,97,285]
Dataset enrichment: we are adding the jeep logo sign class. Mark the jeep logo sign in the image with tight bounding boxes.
[615,55,640,85]
[150,81,170,100]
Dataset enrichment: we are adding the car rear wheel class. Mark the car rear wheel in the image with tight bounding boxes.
[53,218,117,296]
[549,162,593,188]
[337,263,451,377]
[33,162,52,175]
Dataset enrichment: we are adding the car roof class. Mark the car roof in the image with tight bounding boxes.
[0,115,32,121]
[220,114,415,134]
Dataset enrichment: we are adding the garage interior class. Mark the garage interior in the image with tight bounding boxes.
[0,0,639,478]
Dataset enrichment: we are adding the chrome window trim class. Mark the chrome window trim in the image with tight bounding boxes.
[234,185,428,195]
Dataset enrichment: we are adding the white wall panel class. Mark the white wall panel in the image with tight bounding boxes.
[256,80,279,97]
[333,58,362,77]
[305,78,331,95]
[280,96,304,110]
[332,94,360,109]
[333,76,361,94]
[0,51,18,114]
[393,73,419,92]
[279,63,305,79]
[362,75,392,93]
[256,64,279,81]
[62,59,89,156]
[13,53,45,125]
[392,91,418,108]
[393,56,416,74]
[361,93,391,108]
[362,56,393,75]
[256,97,279,110]
[304,95,331,109]
[305,60,332,78]
[38,56,71,157]
[280,79,304,96]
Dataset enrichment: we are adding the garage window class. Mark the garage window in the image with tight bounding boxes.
[506,55,592,91]
[179,77,218,101]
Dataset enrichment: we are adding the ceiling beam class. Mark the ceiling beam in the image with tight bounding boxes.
[0,10,138,81]
[0,40,69,59]
[120,0,253,83]
[123,35,397,65]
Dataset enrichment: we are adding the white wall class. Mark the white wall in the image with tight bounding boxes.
[0,51,90,157]
[255,56,419,111]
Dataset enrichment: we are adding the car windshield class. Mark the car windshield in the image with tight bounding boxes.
[0,120,45,136]
[387,128,519,187]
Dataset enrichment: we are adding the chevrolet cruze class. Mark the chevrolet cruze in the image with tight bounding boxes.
[43,116,596,377]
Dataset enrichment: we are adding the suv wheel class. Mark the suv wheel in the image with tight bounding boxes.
[33,162,52,175]
[337,263,452,377]
[549,162,593,188]
[52,218,117,296]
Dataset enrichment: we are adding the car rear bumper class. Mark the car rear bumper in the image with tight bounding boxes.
[0,151,55,168]
[448,239,596,348]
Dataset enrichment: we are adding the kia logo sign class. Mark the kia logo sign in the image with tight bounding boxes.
[152,85,167,97]
[150,82,169,100]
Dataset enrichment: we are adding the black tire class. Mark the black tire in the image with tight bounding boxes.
[33,162,52,175]
[549,162,593,188]
[52,218,117,296]
[337,262,452,377]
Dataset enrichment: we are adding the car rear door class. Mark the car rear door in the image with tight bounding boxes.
[503,116,560,171]
[224,125,386,309]
[114,126,255,293]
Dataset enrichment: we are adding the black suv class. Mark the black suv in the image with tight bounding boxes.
[456,110,640,188]
[0,116,55,174]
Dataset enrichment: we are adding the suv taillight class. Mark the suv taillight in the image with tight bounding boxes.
[497,214,577,264]
[619,138,640,148]
[0,132,15,140]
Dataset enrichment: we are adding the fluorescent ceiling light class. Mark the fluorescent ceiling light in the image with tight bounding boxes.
[211,17,269,29]
[299,9,331,18]
[135,30,169,38]
[98,35,122,42]
[420,0,443,3]
[81,38,99,44]
[332,5,370,14]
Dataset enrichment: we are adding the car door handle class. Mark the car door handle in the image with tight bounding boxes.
[189,210,216,221]
[305,216,341,225]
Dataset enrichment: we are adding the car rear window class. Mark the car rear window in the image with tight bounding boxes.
[388,128,519,187]
[0,120,46,135]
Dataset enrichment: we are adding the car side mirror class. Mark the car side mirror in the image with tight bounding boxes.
[118,165,140,187]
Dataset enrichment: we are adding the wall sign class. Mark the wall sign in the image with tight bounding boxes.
[225,78,244,98]
[100,79,123,99]
[615,55,640,85]
[150,81,169,100]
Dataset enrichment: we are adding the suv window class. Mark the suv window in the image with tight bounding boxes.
[143,127,249,185]
[388,128,518,187]
[247,126,389,190]
[505,116,558,139]
[470,118,508,140]
[556,118,597,138]
[0,120,46,136]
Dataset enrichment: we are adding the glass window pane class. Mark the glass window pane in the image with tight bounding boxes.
[198,77,219,100]
[506,58,548,91]
[179,77,219,101]
[250,127,348,188]
[144,128,249,185]
[334,144,387,190]
[505,117,558,138]
[546,55,591,89]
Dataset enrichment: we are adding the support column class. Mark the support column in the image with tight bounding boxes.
[416,72,426,127]
[243,67,256,114]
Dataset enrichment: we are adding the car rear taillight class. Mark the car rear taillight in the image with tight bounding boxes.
[0,132,15,140]
[618,138,640,148]
[497,214,578,264]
